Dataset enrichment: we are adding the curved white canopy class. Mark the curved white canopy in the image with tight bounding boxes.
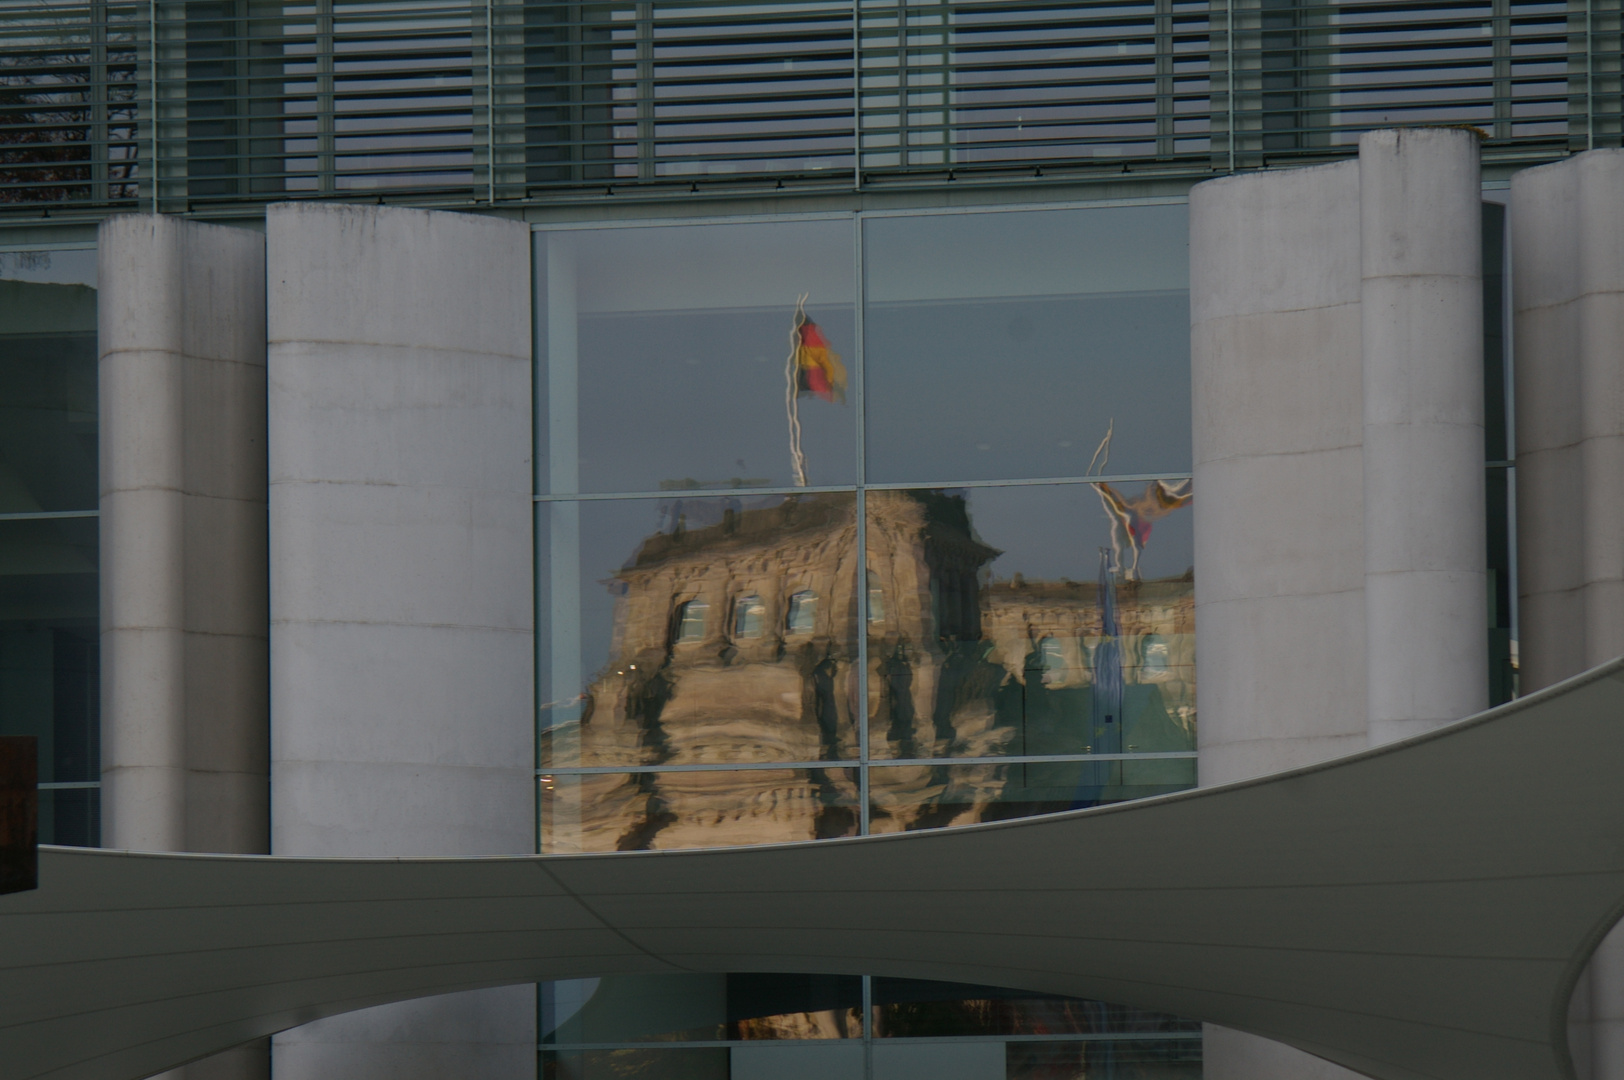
[6,661,1624,1080]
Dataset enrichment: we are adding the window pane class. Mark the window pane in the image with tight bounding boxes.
[676,599,709,644]
[539,768,860,853]
[1006,1039,1203,1080]
[734,595,766,638]
[870,978,1200,1038]
[867,759,1196,833]
[542,1047,730,1080]
[0,261,98,512]
[539,493,861,768]
[537,221,857,495]
[865,485,1194,761]
[786,590,818,635]
[543,974,863,1045]
[863,205,1191,484]
[0,254,99,849]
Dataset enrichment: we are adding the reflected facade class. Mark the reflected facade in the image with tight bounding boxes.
[0,249,100,847]
[535,206,1199,1076]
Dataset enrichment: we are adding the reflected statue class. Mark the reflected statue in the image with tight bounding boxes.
[1091,478,1193,582]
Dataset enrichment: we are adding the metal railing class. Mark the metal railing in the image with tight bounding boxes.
[0,0,1618,216]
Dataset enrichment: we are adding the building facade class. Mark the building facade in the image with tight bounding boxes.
[1,4,1620,1080]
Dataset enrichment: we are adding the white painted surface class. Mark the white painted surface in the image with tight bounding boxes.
[1512,147,1624,1080]
[1358,128,1488,746]
[265,202,535,1079]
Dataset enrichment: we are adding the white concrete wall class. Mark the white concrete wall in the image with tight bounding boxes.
[1191,158,1368,788]
[265,202,535,1079]
[1359,128,1488,746]
[98,214,271,1080]
[99,214,269,855]
[1511,147,1624,1080]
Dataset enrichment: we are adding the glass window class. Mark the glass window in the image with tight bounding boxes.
[867,759,1196,833]
[733,594,766,639]
[0,250,99,848]
[543,974,864,1045]
[674,599,709,644]
[865,484,1194,761]
[1006,1039,1203,1080]
[537,493,861,770]
[530,205,1204,1069]
[865,569,885,624]
[541,1047,730,1080]
[786,590,818,635]
[536,221,857,496]
[539,769,859,854]
[862,205,1191,484]
[870,979,1200,1038]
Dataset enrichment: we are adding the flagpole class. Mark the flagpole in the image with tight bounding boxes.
[785,293,809,487]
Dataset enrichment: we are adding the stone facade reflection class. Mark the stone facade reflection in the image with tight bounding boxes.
[540,490,1193,853]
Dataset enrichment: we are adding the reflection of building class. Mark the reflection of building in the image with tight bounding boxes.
[542,490,1194,853]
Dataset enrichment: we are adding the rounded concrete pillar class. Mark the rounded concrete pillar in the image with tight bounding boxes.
[98,217,187,853]
[1359,127,1488,746]
[1191,159,1367,787]
[98,215,269,856]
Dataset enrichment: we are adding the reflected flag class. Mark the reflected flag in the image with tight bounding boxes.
[793,315,847,404]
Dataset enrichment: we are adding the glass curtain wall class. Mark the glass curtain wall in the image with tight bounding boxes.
[534,201,1197,1079]
[0,246,100,847]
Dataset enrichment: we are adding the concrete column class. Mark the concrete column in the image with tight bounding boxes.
[1191,159,1368,787]
[266,203,535,1080]
[1511,147,1624,1080]
[97,214,270,1079]
[98,214,269,853]
[1191,160,1371,1080]
[1359,128,1488,746]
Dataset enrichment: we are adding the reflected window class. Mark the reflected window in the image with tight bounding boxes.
[1039,637,1067,686]
[675,598,708,644]
[1142,633,1170,676]
[866,570,885,623]
[786,590,817,634]
[734,594,765,638]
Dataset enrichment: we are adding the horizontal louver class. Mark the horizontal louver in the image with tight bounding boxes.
[0,0,141,207]
[0,0,1617,214]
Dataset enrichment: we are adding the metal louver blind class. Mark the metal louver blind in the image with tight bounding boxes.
[0,0,1620,215]
[151,0,481,209]
[0,0,141,208]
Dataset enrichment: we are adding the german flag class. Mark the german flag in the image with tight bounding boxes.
[794,317,847,403]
